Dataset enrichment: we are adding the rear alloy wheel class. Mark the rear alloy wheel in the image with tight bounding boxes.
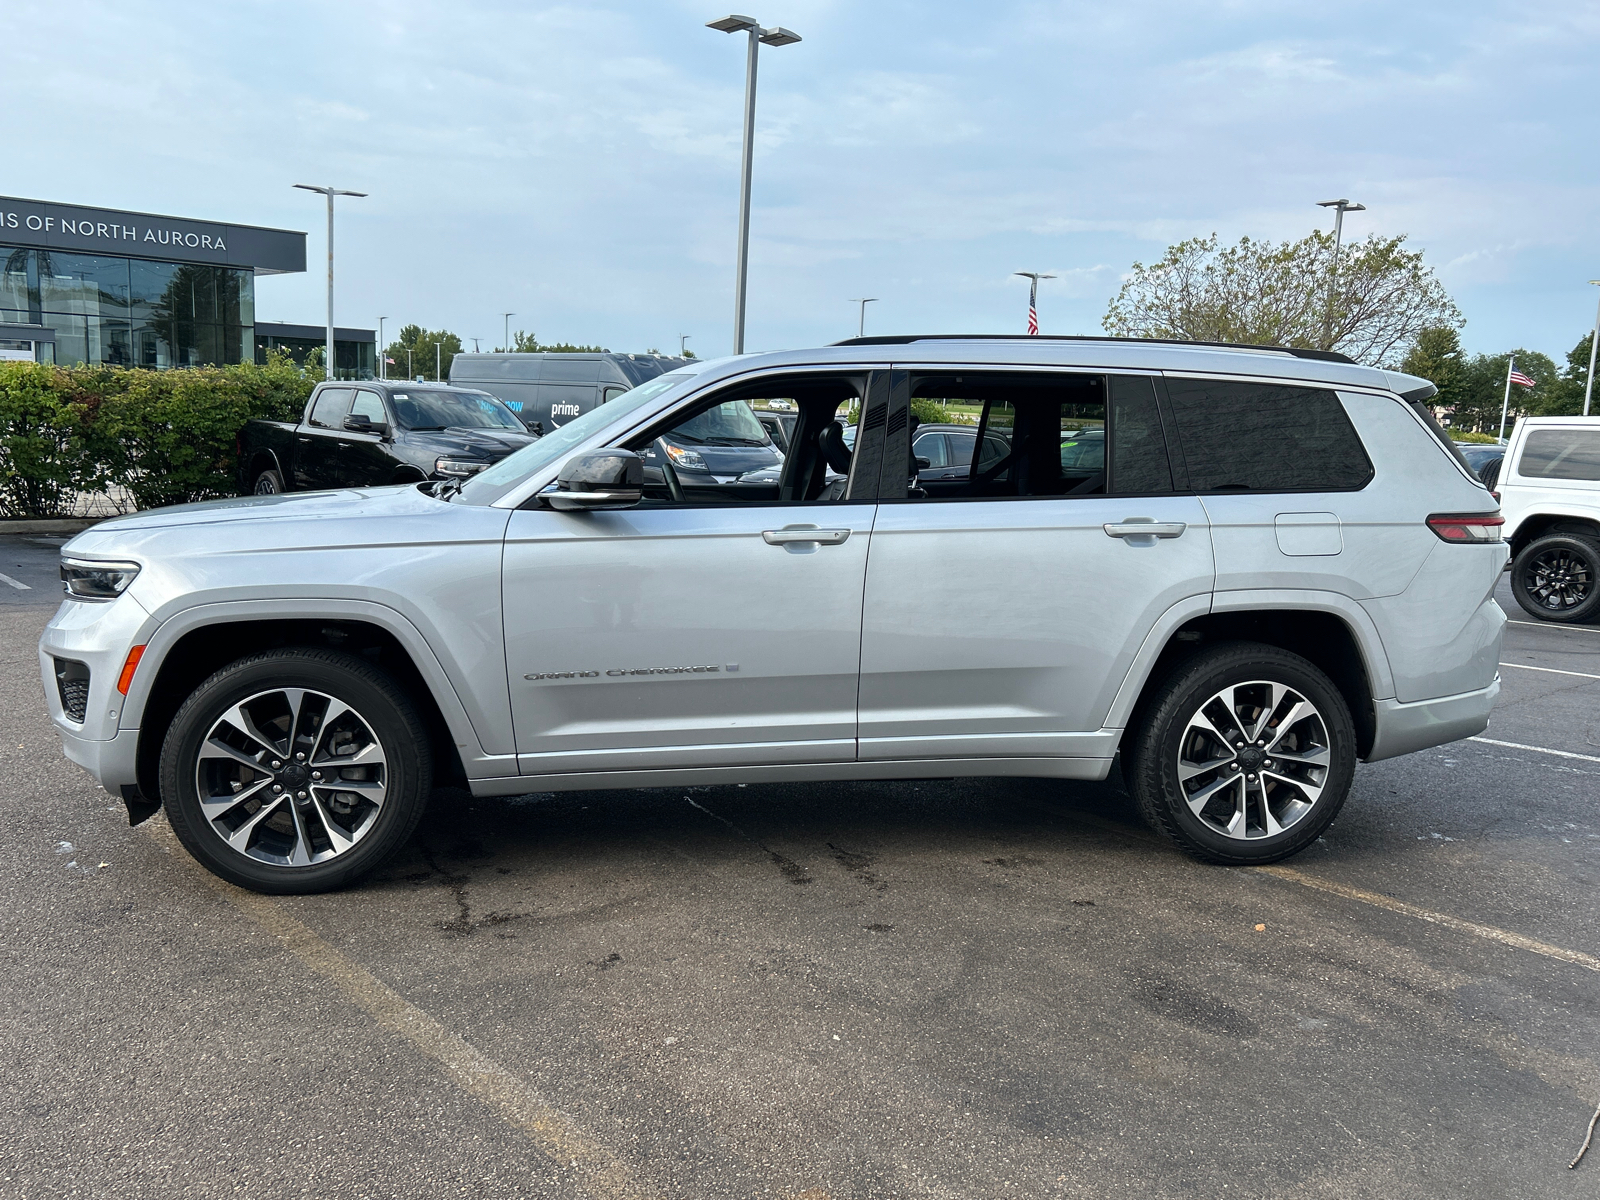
[1126,642,1356,865]
[160,649,431,893]
[252,468,285,495]
[1511,533,1600,624]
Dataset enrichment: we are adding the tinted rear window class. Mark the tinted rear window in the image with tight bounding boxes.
[1516,429,1600,481]
[1164,379,1373,492]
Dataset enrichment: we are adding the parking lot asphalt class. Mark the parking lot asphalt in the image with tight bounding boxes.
[3,539,1598,1199]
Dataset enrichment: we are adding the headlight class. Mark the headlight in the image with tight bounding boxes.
[664,443,707,471]
[434,457,488,478]
[60,558,141,601]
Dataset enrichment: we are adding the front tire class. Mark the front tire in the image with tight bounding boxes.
[1125,642,1356,865]
[159,649,432,894]
[1510,533,1600,623]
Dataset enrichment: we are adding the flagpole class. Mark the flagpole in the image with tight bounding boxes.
[1497,355,1515,443]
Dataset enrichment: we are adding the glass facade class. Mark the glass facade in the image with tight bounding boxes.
[0,246,253,368]
[254,331,375,380]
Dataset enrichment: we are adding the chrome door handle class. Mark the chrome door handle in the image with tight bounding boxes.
[762,527,851,546]
[1104,520,1186,539]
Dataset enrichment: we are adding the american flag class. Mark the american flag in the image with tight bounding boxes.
[1509,369,1535,388]
[1027,299,1038,336]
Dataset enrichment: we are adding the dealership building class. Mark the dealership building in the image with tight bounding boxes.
[0,195,354,372]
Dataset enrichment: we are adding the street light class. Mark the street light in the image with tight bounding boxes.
[680,333,692,356]
[1014,272,1055,334]
[1584,281,1600,418]
[848,298,878,338]
[1317,198,1366,351]
[707,14,802,354]
[503,312,515,353]
[293,184,367,380]
[432,340,443,381]
[378,316,387,380]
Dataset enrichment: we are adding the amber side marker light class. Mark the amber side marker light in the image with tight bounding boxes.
[117,645,146,695]
[1427,513,1505,544]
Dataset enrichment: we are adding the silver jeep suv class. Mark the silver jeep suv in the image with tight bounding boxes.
[40,336,1507,893]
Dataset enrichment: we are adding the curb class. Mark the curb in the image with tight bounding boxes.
[0,518,108,535]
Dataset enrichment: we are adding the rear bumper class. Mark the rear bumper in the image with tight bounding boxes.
[1365,676,1499,763]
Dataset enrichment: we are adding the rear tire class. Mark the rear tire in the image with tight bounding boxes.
[252,468,285,495]
[160,649,432,894]
[1125,642,1356,865]
[1510,533,1600,623]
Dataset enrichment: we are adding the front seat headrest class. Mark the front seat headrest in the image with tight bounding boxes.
[817,421,853,475]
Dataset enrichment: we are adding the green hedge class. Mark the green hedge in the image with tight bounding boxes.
[0,355,314,516]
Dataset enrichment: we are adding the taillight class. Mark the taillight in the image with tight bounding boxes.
[1427,513,1504,543]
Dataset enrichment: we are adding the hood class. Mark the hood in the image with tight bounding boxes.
[66,482,440,543]
[404,426,535,459]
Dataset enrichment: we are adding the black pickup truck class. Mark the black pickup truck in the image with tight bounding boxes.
[238,381,538,495]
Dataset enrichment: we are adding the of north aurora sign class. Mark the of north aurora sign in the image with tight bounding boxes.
[0,196,306,275]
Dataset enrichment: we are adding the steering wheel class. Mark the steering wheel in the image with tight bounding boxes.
[654,437,685,503]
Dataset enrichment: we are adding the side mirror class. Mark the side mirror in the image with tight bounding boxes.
[344,414,390,438]
[545,450,643,511]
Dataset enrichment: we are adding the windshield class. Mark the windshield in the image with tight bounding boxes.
[391,389,524,431]
[668,400,771,446]
[455,368,707,505]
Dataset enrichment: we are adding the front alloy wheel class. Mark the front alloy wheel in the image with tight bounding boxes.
[161,649,431,893]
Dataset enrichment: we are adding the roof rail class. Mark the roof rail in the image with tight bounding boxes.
[828,333,1356,365]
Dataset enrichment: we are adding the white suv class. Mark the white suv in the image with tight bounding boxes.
[1498,416,1600,623]
[40,336,1507,893]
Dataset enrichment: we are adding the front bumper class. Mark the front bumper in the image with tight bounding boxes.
[1366,676,1500,763]
[38,591,152,795]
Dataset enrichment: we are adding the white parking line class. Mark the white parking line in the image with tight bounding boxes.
[1499,662,1600,681]
[0,572,30,591]
[1469,736,1600,765]
[1508,619,1600,634]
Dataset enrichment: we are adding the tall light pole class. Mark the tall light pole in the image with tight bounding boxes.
[1014,272,1055,334]
[1584,281,1600,417]
[432,340,443,381]
[405,347,413,379]
[293,184,367,380]
[848,298,878,338]
[503,312,515,352]
[707,14,802,354]
[472,337,481,353]
[1317,198,1365,351]
[679,333,692,356]
[378,316,387,380]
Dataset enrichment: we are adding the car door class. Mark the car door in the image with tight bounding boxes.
[501,368,884,779]
[340,389,397,487]
[858,369,1214,764]
[295,387,354,489]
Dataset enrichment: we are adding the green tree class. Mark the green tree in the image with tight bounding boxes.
[495,329,606,354]
[1104,230,1461,367]
[1524,331,1597,416]
[1399,327,1468,412]
[1450,350,1560,435]
[384,324,463,380]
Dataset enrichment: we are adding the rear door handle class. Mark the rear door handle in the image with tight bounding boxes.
[1104,520,1186,539]
[762,527,851,546]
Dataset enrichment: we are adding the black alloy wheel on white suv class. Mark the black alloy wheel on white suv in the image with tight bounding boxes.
[1125,642,1357,865]
[1510,532,1600,624]
[159,649,432,893]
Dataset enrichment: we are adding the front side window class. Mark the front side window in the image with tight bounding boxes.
[348,391,387,424]
[1164,378,1373,492]
[1516,429,1600,481]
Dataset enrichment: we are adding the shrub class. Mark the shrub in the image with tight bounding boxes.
[0,355,314,517]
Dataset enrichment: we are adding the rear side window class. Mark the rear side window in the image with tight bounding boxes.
[308,388,354,429]
[1516,429,1600,481]
[1164,378,1373,492]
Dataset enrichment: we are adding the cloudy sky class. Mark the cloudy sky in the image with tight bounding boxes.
[11,0,1597,362]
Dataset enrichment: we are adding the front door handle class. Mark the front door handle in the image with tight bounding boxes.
[1104,520,1186,539]
[762,527,851,546]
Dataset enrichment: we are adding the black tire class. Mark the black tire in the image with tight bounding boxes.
[252,468,285,495]
[1510,533,1600,624]
[1125,641,1357,865]
[159,648,432,894]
